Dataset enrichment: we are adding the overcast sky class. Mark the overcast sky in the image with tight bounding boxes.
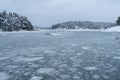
[0,0,120,27]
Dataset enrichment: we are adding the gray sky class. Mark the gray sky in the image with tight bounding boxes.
[0,0,120,27]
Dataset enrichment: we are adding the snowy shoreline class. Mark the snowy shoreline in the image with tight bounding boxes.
[0,26,120,33]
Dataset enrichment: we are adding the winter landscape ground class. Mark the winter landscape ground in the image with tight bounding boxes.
[0,29,120,80]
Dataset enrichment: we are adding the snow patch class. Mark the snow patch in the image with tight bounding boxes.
[104,26,120,32]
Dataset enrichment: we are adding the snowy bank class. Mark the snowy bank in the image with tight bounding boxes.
[52,28,104,32]
[0,26,120,33]
[104,26,120,32]
[0,30,47,34]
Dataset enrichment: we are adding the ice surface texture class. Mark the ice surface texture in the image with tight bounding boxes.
[0,31,120,80]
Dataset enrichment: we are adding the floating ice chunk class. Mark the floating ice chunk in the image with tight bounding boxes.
[81,46,90,50]
[113,57,120,60]
[17,57,44,62]
[110,67,117,71]
[30,76,43,80]
[92,75,100,79]
[84,66,97,71]
[37,68,56,74]
[102,75,109,79]
[0,72,9,80]
[0,57,8,60]
[60,74,71,79]
[48,32,62,36]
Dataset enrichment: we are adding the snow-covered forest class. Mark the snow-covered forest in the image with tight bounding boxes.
[0,11,33,31]
[51,21,116,29]
[0,11,120,32]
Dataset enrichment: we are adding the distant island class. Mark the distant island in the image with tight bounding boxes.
[51,21,116,30]
[51,16,120,30]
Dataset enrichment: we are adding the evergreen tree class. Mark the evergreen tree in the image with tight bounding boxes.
[0,11,34,31]
[116,17,120,26]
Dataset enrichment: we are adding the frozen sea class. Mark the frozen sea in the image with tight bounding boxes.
[0,30,120,80]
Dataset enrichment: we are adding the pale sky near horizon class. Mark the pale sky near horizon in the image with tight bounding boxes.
[0,0,120,27]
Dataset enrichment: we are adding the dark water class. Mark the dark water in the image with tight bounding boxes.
[0,31,120,80]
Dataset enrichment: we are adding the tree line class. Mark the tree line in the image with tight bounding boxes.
[0,10,120,31]
[116,17,120,26]
[0,11,33,31]
[51,17,120,29]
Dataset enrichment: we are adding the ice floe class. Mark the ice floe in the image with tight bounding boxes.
[0,72,9,80]
[47,32,62,36]
[0,57,9,60]
[102,75,109,79]
[83,66,97,71]
[17,57,44,62]
[37,68,56,74]
[81,46,91,50]
[30,76,43,80]
[113,56,120,60]
[92,75,100,79]
[60,74,71,79]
